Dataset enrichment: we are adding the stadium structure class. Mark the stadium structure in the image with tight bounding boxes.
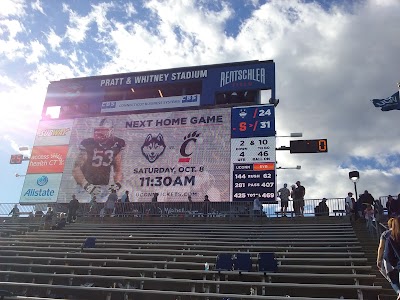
[1,60,395,300]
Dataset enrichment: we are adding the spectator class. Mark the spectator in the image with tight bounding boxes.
[377,218,394,275]
[68,194,80,223]
[278,184,290,216]
[377,217,400,298]
[355,196,364,221]
[345,192,353,215]
[389,195,400,217]
[315,198,329,216]
[290,184,296,201]
[203,195,210,217]
[8,204,19,219]
[253,195,262,218]
[293,181,306,216]
[44,207,54,230]
[187,195,193,214]
[121,190,129,203]
[120,190,130,216]
[115,199,124,217]
[151,193,159,203]
[89,196,98,216]
[374,199,384,222]
[364,203,375,230]
[360,190,374,206]
[387,195,395,216]
[105,189,118,216]
[52,213,67,230]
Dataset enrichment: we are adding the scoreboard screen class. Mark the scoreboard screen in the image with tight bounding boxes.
[290,139,328,153]
[20,105,277,204]
[10,154,23,164]
[20,60,279,204]
[231,105,276,202]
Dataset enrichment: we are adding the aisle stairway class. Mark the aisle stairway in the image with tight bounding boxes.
[353,221,397,300]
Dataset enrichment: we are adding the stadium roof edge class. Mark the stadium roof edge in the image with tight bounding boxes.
[49,59,275,84]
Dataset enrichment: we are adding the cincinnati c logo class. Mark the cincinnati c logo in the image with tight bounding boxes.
[179,132,200,162]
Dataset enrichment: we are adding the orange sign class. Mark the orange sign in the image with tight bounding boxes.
[27,145,69,174]
[253,163,275,171]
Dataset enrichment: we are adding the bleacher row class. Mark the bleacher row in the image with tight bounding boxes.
[0,219,382,300]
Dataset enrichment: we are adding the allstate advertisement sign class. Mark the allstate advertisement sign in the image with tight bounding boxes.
[20,173,62,204]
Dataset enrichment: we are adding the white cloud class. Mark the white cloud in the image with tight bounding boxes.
[0,38,25,60]
[31,0,45,15]
[2,134,20,152]
[63,2,114,43]
[124,2,137,17]
[26,40,46,64]
[63,6,92,43]
[0,0,26,17]
[46,28,62,50]
[0,19,25,38]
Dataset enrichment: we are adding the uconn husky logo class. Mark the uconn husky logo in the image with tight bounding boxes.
[141,134,166,163]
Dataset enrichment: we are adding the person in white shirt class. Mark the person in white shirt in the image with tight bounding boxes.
[345,192,354,221]
[278,183,290,216]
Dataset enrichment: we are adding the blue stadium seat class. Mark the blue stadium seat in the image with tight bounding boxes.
[258,252,278,272]
[233,253,252,272]
[0,289,13,300]
[81,237,96,250]
[215,253,234,271]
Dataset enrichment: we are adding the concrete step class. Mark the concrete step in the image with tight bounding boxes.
[379,293,398,300]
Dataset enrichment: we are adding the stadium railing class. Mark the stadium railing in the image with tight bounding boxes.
[0,196,392,226]
[0,198,346,219]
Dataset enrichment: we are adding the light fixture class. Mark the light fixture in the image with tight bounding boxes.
[131,88,135,93]
[276,133,303,137]
[269,98,279,107]
[15,173,26,177]
[348,170,360,200]
[276,165,301,170]
[158,89,163,97]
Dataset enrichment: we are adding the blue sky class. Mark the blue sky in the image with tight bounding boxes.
[1,0,400,203]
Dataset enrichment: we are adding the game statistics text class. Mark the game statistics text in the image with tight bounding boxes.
[231,106,275,138]
[231,105,276,202]
[232,163,275,200]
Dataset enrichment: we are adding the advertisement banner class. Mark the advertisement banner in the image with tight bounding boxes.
[27,145,69,174]
[57,108,231,203]
[34,119,73,146]
[101,94,200,113]
[20,173,63,204]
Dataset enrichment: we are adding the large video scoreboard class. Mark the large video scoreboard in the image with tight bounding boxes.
[21,60,277,204]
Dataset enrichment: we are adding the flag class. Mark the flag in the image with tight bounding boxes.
[372,91,400,111]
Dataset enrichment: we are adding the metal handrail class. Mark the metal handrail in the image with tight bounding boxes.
[0,198,349,220]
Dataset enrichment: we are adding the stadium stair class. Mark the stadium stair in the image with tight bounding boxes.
[0,217,383,300]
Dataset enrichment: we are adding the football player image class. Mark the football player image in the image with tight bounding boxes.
[73,118,126,200]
